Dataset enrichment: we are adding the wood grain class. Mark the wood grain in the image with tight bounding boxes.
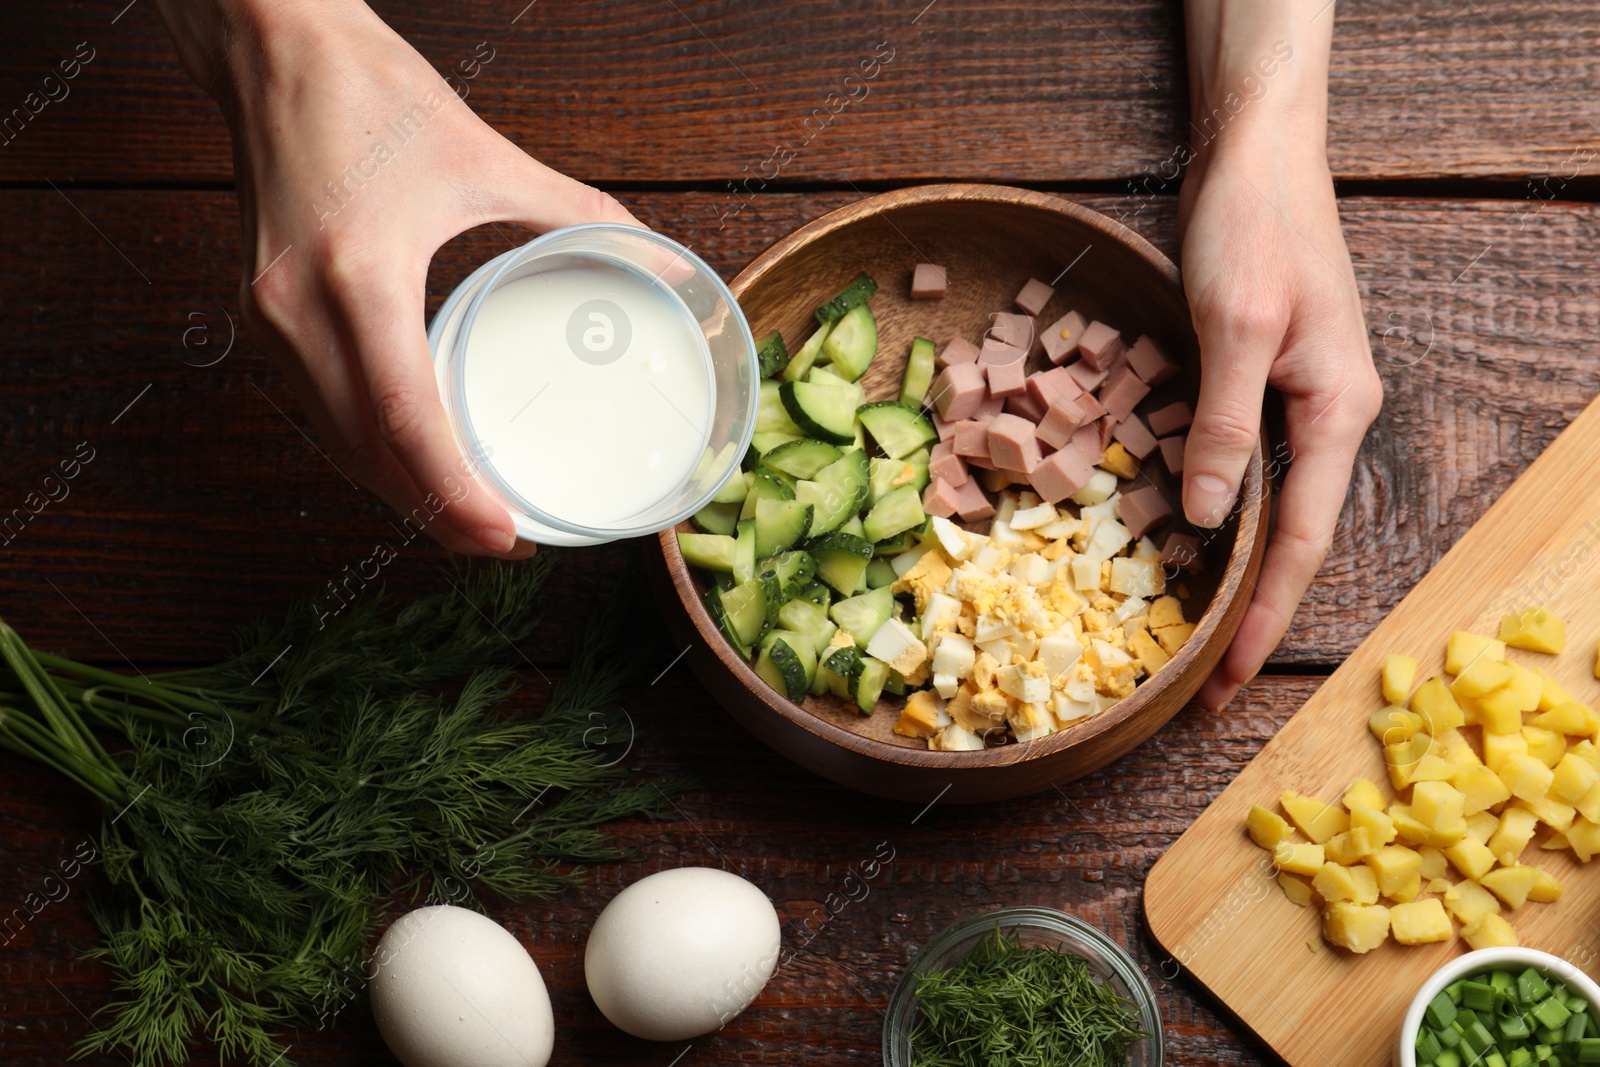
[0,657,1319,1066]
[1145,396,1600,1067]
[2,2,1598,185]
[1,189,1596,668]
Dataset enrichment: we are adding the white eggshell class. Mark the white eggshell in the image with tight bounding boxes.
[370,905,554,1067]
[584,867,780,1041]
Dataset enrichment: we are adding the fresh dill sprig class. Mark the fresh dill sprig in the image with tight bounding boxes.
[910,925,1150,1067]
[0,555,675,1066]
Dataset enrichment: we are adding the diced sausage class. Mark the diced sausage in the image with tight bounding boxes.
[1063,358,1109,393]
[1015,277,1055,317]
[937,336,981,367]
[952,477,995,521]
[1026,366,1079,407]
[1098,416,1118,451]
[1111,413,1159,460]
[980,336,1027,365]
[1029,446,1097,503]
[1159,434,1186,475]
[985,358,1027,399]
[951,419,990,459]
[1147,400,1194,437]
[1116,485,1173,538]
[1070,424,1105,466]
[932,412,956,442]
[1161,531,1204,573]
[910,263,947,299]
[931,363,987,422]
[929,440,969,487]
[974,394,1007,420]
[1004,391,1047,422]
[1035,393,1089,449]
[922,476,962,518]
[1077,320,1125,370]
[987,413,1044,473]
[1097,365,1151,420]
[1123,335,1180,386]
[1041,310,1088,364]
[988,311,1035,350]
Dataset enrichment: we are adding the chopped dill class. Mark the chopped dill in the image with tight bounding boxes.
[910,925,1149,1067]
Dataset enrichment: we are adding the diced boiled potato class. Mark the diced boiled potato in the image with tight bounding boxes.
[1326,827,1378,865]
[1442,837,1497,881]
[1277,871,1314,907]
[1488,807,1540,865]
[1246,804,1294,850]
[1411,781,1467,833]
[1410,677,1465,733]
[1570,740,1600,771]
[1462,912,1518,950]
[1473,685,1525,735]
[1273,841,1325,876]
[1349,803,1397,847]
[1365,844,1422,898]
[1578,782,1600,825]
[1436,728,1485,772]
[1390,899,1453,945]
[1483,729,1529,772]
[1497,606,1566,654]
[1527,867,1562,903]
[1425,877,1453,895]
[1522,725,1566,768]
[1342,778,1386,812]
[1541,830,1570,850]
[1382,654,1418,705]
[1280,790,1349,844]
[1312,861,1364,903]
[1389,803,1465,849]
[1466,811,1501,845]
[1531,700,1599,736]
[1505,663,1545,712]
[1322,902,1390,954]
[1539,672,1577,712]
[1443,879,1501,926]
[1479,865,1543,909]
[1498,753,1555,803]
[1514,793,1575,833]
[1453,765,1513,815]
[1451,658,1515,702]
[1369,707,1426,745]
[1417,845,1448,880]
[1566,818,1600,862]
[1446,631,1506,675]
[1549,752,1600,805]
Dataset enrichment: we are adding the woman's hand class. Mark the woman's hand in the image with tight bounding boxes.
[1179,1,1383,710]
[156,0,640,556]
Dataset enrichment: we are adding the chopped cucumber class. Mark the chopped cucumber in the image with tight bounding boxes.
[819,644,864,699]
[814,271,878,325]
[829,586,894,647]
[691,500,740,535]
[854,655,891,714]
[867,455,928,510]
[755,631,813,702]
[750,430,802,456]
[757,379,804,435]
[872,529,921,557]
[819,303,877,382]
[714,579,769,649]
[780,380,858,444]
[755,329,789,378]
[678,532,737,573]
[740,466,793,519]
[758,464,797,491]
[864,558,898,589]
[795,449,869,536]
[798,580,832,606]
[807,365,866,411]
[754,498,813,557]
[757,549,817,600]
[703,587,749,658]
[863,483,926,542]
[762,438,843,479]
[883,670,908,697]
[711,470,749,504]
[840,515,867,539]
[732,518,757,585]
[809,532,874,596]
[783,321,833,381]
[856,402,938,460]
[899,336,936,408]
[777,598,838,655]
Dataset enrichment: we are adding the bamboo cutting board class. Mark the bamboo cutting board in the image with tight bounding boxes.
[1145,397,1600,1066]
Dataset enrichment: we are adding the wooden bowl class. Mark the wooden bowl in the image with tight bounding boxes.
[647,184,1269,803]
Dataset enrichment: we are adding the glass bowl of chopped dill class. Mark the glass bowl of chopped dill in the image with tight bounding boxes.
[883,906,1163,1067]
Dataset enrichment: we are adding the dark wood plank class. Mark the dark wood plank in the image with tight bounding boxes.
[2,188,1597,667]
[0,665,1319,1065]
[2,2,1598,185]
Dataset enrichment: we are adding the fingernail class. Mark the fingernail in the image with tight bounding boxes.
[1185,474,1236,529]
[473,525,517,554]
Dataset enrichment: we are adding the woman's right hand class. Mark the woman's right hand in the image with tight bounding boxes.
[156,0,642,556]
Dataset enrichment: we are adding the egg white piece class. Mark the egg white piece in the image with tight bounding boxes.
[584,867,780,1041]
[370,905,554,1067]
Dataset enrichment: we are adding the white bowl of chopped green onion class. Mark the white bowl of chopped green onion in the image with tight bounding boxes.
[883,906,1163,1066]
[1399,948,1600,1067]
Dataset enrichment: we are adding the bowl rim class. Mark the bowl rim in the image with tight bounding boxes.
[880,904,1165,1066]
[1396,946,1600,1067]
[656,182,1268,770]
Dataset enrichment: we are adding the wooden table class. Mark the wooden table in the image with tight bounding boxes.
[3,2,1598,1063]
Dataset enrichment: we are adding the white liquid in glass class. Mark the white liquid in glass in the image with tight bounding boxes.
[459,262,713,528]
